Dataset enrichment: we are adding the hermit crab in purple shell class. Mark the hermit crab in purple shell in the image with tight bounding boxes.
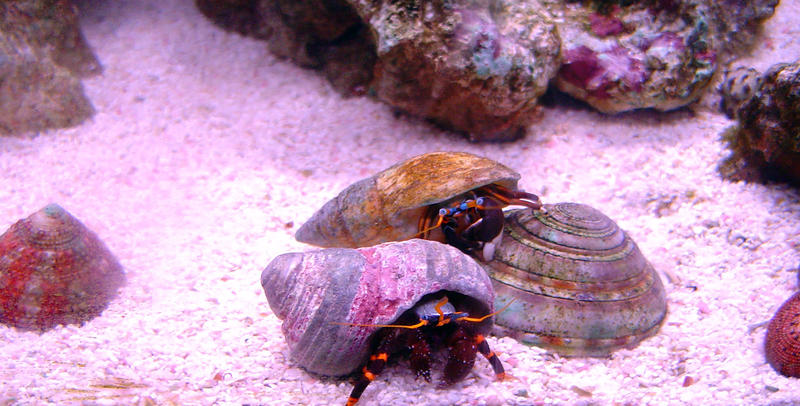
[261,239,508,405]
[294,151,542,260]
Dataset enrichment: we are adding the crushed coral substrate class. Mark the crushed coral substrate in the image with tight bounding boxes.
[1,0,799,405]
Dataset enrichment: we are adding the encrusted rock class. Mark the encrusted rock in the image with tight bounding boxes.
[549,0,776,114]
[0,0,101,135]
[198,0,560,141]
[356,1,561,141]
[719,66,763,119]
[705,0,780,57]
[197,0,777,140]
[195,0,271,39]
[718,60,800,186]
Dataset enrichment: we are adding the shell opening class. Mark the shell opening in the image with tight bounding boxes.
[378,290,494,334]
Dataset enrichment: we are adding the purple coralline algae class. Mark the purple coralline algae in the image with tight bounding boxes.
[551,1,713,113]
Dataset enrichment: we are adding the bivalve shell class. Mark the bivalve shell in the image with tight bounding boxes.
[484,203,667,357]
[0,204,125,332]
[295,151,523,248]
[261,238,495,376]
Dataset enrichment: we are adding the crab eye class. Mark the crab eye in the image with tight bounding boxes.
[475,197,485,206]
[439,208,448,216]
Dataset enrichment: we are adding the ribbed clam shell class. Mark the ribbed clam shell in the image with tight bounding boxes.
[0,204,125,332]
[484,203,667,357]
[261,239,495,377]
[295,151,521,248]
[765,291,800,377]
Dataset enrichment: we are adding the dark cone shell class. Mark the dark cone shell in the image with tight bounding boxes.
[765,291,800,378]
[484,203,667,357]
[295,151,521,248]
[261,239,495,377]
[0,204,125,332]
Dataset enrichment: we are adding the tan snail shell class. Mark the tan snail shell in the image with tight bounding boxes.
[295,151,524,248]
[261,238,495,376]
[484,203,668,357]
[0,204,126,332]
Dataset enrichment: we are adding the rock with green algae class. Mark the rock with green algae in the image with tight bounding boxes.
[548,0,777,114]
[355,1,561,141]
[199,0,561,142]
[0,0,101,136]
[196,0,778,141]
[718,60,800,187]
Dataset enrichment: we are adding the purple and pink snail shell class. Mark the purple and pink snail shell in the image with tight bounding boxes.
[261,238,495,377]
[0,203,125,332]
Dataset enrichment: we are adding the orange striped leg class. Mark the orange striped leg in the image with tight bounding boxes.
[346,351,389,406]
[475,334,505,380]
[346,328,406,406]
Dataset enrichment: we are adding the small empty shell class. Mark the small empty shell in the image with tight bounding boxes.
[765,291,800,378]
[484,203,668,356]
[0,204,125,332]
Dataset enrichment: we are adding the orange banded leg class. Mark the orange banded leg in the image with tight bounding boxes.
[346,351,389,406]
[346,328,406,406]
[475,334,505,380]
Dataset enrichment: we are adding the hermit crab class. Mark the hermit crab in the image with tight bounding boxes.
[295,151,542,260]
[261,239,507,405]
[293,153,667,357]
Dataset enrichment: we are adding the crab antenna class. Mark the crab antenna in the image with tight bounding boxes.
[433,296,450,326]
[457,298,517,324]
[331,319,429,330]
[413,214,445,238]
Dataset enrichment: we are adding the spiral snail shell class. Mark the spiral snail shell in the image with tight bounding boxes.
[0,204,126,332]
[295,151,527,248]
[261,238,495,376]
[484,203,668,357]
[765,291,800,378]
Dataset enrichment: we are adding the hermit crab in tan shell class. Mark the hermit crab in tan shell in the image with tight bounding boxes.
[295,151,542,261]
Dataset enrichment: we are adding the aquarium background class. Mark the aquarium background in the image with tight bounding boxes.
[1,0,799,404]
